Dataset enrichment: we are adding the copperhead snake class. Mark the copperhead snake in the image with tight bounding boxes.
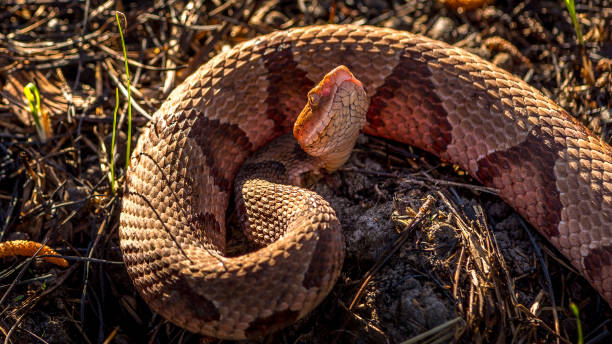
[119,25,612,339]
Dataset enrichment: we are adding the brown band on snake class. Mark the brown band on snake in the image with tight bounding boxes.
[187,212,223,246]
[476,124,564,238]
[584,245,612,282]
[246,309,300,338]
[302,219,342,289]
[172,277,221,322]
[238,161,287,182]
[264,47,315,136]
[365,54,452,153]
[188,114,253,194]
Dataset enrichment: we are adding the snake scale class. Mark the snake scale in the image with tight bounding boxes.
[119,25,612,339]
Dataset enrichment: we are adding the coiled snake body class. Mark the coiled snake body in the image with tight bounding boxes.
[119,25,612,339]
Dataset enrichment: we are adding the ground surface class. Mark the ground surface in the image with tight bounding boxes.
[0,1,611,343]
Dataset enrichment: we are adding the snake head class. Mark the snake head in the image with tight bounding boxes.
[293,65,368,172]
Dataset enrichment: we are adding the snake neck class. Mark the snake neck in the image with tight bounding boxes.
[234,133,320,188]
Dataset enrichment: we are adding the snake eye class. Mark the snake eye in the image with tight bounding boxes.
[308,93,320,106]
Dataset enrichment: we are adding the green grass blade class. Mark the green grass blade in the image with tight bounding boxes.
[110,88,119,194]
[564,0,584,46]
[570,302,584,344]
[23,83,44,140]
[116,11,132,171]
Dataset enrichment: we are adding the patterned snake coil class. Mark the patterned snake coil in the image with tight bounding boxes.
[119,25,612,339]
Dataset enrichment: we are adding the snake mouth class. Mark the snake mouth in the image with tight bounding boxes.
[294,65,363,151]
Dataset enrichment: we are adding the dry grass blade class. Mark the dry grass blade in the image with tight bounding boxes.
[400,317,465,344]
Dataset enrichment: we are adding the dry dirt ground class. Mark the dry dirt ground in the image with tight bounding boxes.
[0,1,611,343]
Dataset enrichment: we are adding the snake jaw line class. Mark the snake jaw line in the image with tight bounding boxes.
[295,66,362,148]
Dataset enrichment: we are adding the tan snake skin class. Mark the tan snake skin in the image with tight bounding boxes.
[119,25,612,339]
